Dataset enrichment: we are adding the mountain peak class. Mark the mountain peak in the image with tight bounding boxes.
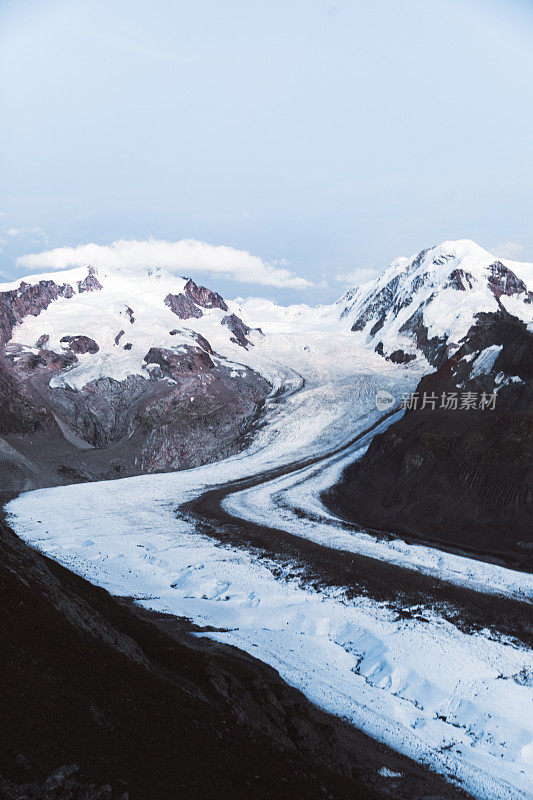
[338,239,532,367]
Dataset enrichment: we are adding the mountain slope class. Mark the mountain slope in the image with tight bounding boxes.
[337,239,533,366]
[0,266,269,489]
[327,309,533,568]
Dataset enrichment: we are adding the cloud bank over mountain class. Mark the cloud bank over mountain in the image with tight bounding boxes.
[17,238,313,289]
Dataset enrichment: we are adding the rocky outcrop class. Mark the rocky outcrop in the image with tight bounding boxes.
[184,278,228,311]
[164,279,229,321]
[171,328,215,355]
[164,291,203,320]
[7,346,77,375]
[327,311,533,567]
[444,268,475,291]
[387,349,416,364]
[77,266,103,294]
[0,339,270,485]
[143,345,214,378]
[35,334,50,348]
[0,356,48,435]
[122,306,135,324]
[60,335,99,355]
[398,307,449,367]
[221,313,260,348]
[487,260,533,304]
[0,280,74,346]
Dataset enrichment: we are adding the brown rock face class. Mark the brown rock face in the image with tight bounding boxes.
[60,335,99,354]
[165,280,230,322]
[165,292,203,320]
[222,313,258,348]
[0,280,75,346]
[123,306,135,324]
[143,345,213,378]
[7,347,77,375]
[184,278,228,311]
[444,268,475,291]
[35,334,50,348]
[487,261,533,303]
[77,266,103,294]
[0,360,40,434]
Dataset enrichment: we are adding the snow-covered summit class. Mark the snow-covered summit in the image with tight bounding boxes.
[336,239,533,366]
[0,264,263,390]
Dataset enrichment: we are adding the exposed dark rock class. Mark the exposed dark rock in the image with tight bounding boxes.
[0,763,123,799]
[444,268,474,291]
[77,267,103,294]
[122,343,132,351]
[114,330,125,346]
[0,342,270,487]
[169,329,215,356]
[164,292,203,320]
[122,306,135,324]
[387,349,416,364]
[35,334,50,349]
[221,314,256,348]
[0,280,74,346]
[45,375,153,448]
[143,345,213,378]
[487,261,532,303]
[399,307,449,367]
[184,329,215,355]
[369,315,386,337]
[7,348,77,375]
[184,278,228,311]
[60,336,99,355]
[351,275,402,333]
[327,311,533,568]
[0,357,48,435]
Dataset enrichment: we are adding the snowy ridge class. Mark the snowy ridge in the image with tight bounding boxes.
[4,264,268,390]
[336,240,533,365]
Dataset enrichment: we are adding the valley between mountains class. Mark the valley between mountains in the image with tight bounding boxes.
[2,240,533,800]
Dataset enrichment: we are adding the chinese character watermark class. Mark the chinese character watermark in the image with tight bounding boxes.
[399,391,497,411]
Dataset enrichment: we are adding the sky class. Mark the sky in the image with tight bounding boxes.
[1,0,533,303]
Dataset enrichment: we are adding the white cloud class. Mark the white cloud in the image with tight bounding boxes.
[16,238,313,289]
[7,228,21,236]
[335,266,378,286]
[492,241,524,259]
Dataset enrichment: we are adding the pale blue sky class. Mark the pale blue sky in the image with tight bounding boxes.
[1,0,533,302]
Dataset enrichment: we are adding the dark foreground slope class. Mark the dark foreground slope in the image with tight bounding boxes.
[328,312,533,569]
[0,515,469,800]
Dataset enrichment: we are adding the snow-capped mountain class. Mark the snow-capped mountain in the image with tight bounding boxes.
[0,265,269,488]
[337,239,533,366]
[0,264,265,389]
[2,238,532,491]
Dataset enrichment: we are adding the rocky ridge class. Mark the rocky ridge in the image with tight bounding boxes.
[338,240,532,367]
